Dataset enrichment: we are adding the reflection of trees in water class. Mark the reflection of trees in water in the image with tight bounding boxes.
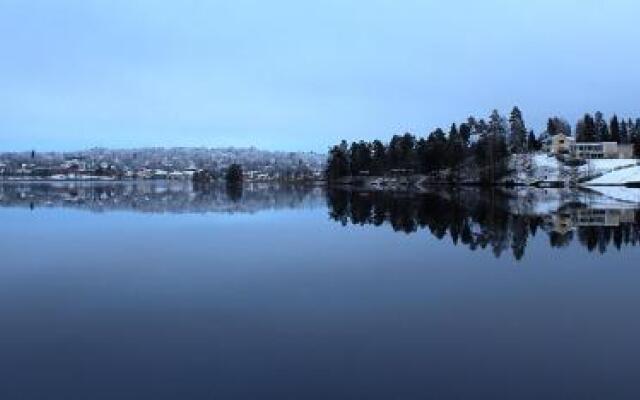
[577,223,640,254]
[225,183,243,203]
[327,189,640,260]
[0,182,323,214]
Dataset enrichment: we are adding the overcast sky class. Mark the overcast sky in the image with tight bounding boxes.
[1,0,640,152]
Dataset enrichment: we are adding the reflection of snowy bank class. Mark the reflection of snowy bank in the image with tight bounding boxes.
[501,187,640,217]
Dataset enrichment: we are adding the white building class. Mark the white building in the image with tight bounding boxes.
[545,133,635,160]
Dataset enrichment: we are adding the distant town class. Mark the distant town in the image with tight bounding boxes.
[0,147,326,182]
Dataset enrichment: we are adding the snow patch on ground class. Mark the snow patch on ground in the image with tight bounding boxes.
[585,165,640,185]
[578,159,638,177]
[519,154,639,185]
[532,154,560,169]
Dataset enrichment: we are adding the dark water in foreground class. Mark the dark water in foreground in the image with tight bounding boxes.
[2,182,640,399]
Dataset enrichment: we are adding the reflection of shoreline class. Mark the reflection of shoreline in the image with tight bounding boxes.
[327,187,640,260]
[0,181,325,214]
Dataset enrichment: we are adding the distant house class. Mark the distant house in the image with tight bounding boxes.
[544,133,574,156]
[545,133,635,160]
[136,168,153,179]
[570,142,634,160]
[168,171,185,180]
[153,170,169,179]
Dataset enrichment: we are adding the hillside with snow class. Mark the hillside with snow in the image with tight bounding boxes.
[511,153,640,186]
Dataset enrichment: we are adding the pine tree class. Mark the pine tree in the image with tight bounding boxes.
[547,118,558,136]
[416,138,428,174]
[634,119,640,157]
[479,110,509,183]
[595,111,610,141]
[447,123,465,175]
[509,106,527,153]
[459,123,472,147]
[577,114,596,142]
[225,163,243,184]
[399,133,417,170]
[527,130,539,152]
[575,120,585,142]
[370,140,386,175]
[326,141,351,180]
[610,115,620,143]
[620,119,629,144]
[349,141,372,175]
[426,128,447,172]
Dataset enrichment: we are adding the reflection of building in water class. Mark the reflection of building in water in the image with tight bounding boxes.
[0,182,325,214]
[546,208,637,234]
[574,208,636,226]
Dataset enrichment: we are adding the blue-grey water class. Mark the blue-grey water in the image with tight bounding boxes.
[1,181,640,399]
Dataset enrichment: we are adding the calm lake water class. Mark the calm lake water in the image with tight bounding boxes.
[2,181,640,399]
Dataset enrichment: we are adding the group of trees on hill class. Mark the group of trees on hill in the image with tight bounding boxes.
[326,108,640,184]
[575,112,640,145]
[327,107,538,184]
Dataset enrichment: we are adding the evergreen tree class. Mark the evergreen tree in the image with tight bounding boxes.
[476,110,509,183]
[620,119,629,144]
[547,116,571,136]
[527,130,539,152]
[546,118,558,136]
[577,114,596,142]
[595,111,610,141]
[349,141,372,175]
[416,138,428,174]
[225,163,243,184]
[477,119,488,135]
[610,114,620,143]
[399,133,417,170]
[509,106,527,153]
[425,128,447,172]
[634,119,640,157]
[447,123,465,175]
[575,120,585,142]
[387,135,403,169]
[326,141,351,180]
[370,140,386,175]
[459,123,472,147]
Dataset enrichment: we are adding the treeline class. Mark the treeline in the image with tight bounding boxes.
[575,112,640,144]
[327,108,640,183]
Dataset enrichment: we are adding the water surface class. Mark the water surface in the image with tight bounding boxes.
[1,182,640,399]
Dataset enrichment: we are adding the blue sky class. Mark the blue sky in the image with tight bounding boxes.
[1,0,639,152]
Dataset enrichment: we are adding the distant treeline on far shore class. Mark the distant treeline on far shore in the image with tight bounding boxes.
[326,108,640,184]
